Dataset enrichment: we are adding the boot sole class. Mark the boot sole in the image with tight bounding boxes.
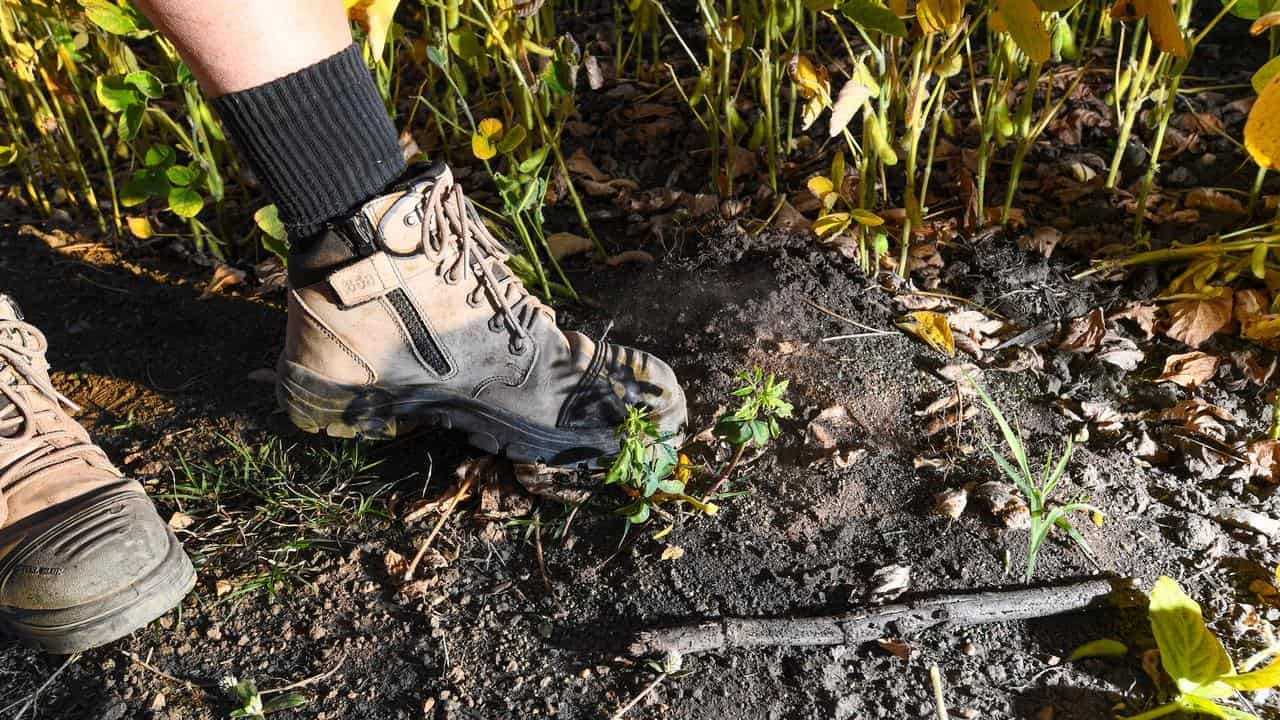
[3,529,195,654]
[277,360,645,467]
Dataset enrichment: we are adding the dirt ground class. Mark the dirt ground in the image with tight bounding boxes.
[0,204,1277,719]
[5,13,1280,720]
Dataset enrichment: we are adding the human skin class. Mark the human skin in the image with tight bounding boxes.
[132,0,353,97]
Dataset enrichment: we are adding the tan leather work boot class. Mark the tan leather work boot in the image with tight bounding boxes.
[0,297,194,653]
[277,164,686,466]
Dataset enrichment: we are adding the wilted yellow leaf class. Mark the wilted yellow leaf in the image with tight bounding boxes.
[1248,76,1280,170]
[345,0,402,57]
[471,117,504,160]
[788,54,830,102]
[918,0,964,33]
[995,0,1051,64]
[126,215,152,239]
[807,176,835,196]
[850,208,885,227]
[814,212,852,238]
[896,311,956,356]
[660,544,685,561]
[1110,0,1186,58]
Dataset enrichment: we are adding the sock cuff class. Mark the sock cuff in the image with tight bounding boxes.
[212,43,406,238]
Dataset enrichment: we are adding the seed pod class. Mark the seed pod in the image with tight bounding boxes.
[1055,20,1078,61]
[932,487,968,520]
[941,108,955,137]
[994,100,1015,144]
[1114,67,1133,102]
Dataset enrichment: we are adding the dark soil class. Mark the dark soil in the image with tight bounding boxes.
[2,204,1279,720]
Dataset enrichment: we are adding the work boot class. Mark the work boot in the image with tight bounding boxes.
[0,296,194,653]
[277,164,687,466]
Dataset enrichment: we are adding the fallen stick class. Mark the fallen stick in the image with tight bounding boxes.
[629,577,1116,657]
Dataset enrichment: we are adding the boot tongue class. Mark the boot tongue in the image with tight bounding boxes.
[0,295,24,323]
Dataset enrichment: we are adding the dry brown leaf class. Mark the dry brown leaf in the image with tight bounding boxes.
[546,232,593,260]
[1058,308,1106,353]
[970,481,1030,529]
[806,405,853,450]
[1246,440,1280,482]
[1019,227,1062,258]
[1156,351,1220,389]
[932,488,968,520]
[604,250,655,267]
[1109,302,1159,339]
[199,264,246,300]
[1096,334,1144,370]
[1232,350,1277,385]
[877,638,914,660]
[1165,290,1233,347]
[1185,188,1247,215]
[565,148,610,182]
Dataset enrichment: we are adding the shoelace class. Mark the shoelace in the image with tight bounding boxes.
[0,320,107,524]
[406,171,553,355]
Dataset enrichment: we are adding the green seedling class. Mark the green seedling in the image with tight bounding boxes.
[1125,576,1280,719]
[966,374,1101,581]
[221,676,307,719]
[703,367,792,500]
[605,406,713,524]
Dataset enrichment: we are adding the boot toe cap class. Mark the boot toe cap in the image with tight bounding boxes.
[2,490,178,611]
[604,343,687,438]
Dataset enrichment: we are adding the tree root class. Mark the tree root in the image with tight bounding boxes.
[629,577,1119,657]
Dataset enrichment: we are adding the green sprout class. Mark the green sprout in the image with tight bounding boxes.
[966,374,1101,581]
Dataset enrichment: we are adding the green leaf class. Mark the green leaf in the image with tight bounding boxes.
[144,144,176,169]
[1227,0,1280,20]
[167,187,204,218]
[542,59,575,96]
[124,70,163,99]
[1222,654,1280,691]
[497,124,528,154]
[165,164,198,187]
[0,144,18,166]
[1179,694,1260,720]
[517,146,549,175]
[1254,56,1280,94]
[254,204,288,241]
[119,104,144,140]
[95,76,139,113]
[839,0,907,36]
[80,0,148,36]
[120,170,170,206]
[447,29,483,60]
[1148,577,1235,697]
[261,692,309,713]
[1069,638,1128,661]
[426,45,448,69]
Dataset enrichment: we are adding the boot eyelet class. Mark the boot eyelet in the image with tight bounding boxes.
[510,338,527,355]
[488,316,503,332]
[466,290,482,308]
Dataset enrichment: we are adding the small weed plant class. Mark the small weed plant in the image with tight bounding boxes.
[967,374,1101,581]
[605,366,791,524]
[221,676,307,719]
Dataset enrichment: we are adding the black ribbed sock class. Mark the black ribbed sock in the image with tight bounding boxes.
[212,43,406,240]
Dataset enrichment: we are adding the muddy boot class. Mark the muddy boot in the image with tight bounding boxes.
[277,163,686,466]
[0,297,195,653]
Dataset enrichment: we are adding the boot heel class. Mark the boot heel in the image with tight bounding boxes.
[275,361,400,440]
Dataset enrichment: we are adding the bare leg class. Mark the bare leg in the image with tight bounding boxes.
[133,0,352,96]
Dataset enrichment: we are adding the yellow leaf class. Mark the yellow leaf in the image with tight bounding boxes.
[918,0,964,33]
[807,176,835,196]
[995,0,1051,64]
[787,54,830,103]
[478,117,504,139]
[1110,0,1187,58]
[471,133,497,160]
[126,215,152,239]
[1248,76,1280,170]
[1224,654,1280,691]
[1148,576,1235,697]
[813,212,852,238]
[1253,10,1280,35]
[896,311,955,356]
[651,524,673,540]
[850,208,885,227]
[345,0,402,57]
[660,544,685,561]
